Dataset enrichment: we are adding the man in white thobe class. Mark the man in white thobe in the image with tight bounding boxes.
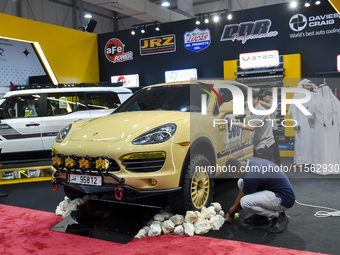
[288,79,315,166]
[307,85,340,175]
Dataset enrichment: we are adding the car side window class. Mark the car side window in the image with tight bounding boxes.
[1,95,40,119]
[46,92,86,116]
[86,92,121,110]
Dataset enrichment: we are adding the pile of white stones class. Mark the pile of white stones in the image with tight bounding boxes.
[55,195,91,219]
[134,202,225,238]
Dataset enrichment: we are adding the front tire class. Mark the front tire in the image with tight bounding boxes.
[168,154,214,214]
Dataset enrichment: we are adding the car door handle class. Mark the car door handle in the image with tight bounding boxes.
[26,123,40,127]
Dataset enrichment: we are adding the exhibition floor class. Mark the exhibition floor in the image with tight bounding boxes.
[0,157,338,255]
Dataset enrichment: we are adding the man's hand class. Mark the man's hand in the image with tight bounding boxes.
[225,213,234,223]
[293,125,300,131]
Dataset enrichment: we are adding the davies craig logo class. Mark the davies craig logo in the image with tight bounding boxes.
[105,38,133,63]
[184,28,211,52]
[289,14,308,32]
[220,19,278,44]
[140,34,176,56]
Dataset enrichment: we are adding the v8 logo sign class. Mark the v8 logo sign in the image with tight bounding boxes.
[220,19,278,44]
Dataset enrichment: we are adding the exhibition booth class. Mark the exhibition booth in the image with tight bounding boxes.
[0,1,340,254]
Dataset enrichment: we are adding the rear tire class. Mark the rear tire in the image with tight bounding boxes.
[168,154,214,214]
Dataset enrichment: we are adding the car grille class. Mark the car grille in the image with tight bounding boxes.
[121,158,166,172]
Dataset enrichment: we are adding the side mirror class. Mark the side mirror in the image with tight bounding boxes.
[0,108,5,120]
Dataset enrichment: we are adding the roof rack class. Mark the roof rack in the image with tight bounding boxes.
[11,81,123,91]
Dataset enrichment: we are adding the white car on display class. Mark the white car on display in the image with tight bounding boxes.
[0,85,133,164]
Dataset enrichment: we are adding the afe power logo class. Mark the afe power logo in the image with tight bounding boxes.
[140,34,176,56]
[220,19,278,44]
[105,38,133,63]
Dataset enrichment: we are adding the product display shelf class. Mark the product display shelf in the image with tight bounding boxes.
[0,165,52,185]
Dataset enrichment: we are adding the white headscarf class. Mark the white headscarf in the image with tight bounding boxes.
[313,85,340,128]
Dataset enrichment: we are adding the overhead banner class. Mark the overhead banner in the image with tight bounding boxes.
[140,34,176,56]
[239,50,279,69]
[184,28,211,52]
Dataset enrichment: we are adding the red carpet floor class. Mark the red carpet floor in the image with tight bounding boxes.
[0,204,328,255]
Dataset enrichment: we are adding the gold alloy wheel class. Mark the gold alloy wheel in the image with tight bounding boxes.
[191,169,210,209]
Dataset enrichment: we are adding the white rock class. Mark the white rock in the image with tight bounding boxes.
[55,205,63,216]
[162,220,175,234]
[195,211,203,219]
[134,229,146,239]
[151,220,162,226]
[153,214,165,222]
[174,225,184,235]
[170,214,185,225]
[183,222,195,237]
[200,207,212,219]
[161,211,173,220]
[142,225,150,233]
[207,206,217,216]
[148,224,162,237]
[217,210,225,217]
[194,218,211,235]
[209,215,225,230]
[185,211,198,224]
[211,202,222,212]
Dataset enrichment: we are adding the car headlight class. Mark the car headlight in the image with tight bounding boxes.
[132,124,177,145]
[55,124,72,143]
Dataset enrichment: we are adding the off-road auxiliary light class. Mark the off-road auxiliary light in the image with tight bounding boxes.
[95,156,110,172]
[52,154,65,170]
[65,154,77,171]
[79,155,92,173]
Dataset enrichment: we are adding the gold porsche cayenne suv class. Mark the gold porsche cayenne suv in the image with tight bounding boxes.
[51,80,253,213]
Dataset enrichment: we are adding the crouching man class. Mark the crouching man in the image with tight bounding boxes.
[225,157,296,233]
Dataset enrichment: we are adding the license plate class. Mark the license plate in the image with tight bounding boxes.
[68,174,102,186]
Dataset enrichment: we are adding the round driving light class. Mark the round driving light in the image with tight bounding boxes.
[150,179,157,186]
[79,155,92,173]
[52,154,64,169]
[95,156,110,172]
[65,155,77,171]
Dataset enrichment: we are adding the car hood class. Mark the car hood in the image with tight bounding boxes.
[70,111,190,142]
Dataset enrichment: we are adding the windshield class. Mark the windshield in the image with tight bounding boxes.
[115,84,209,113]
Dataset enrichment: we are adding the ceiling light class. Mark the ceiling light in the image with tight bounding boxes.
[290,1,297,8]
[196,17,200,25]
[227,13,232,20]
[131,29,136,35]
[161,1,170,7]
[204,17,209,23]
[155,23,160,31]
[305,0,311,7]
[84,14,92,19]
[213,15,219,22]
[315,0,321,5]
[141,27,145,33]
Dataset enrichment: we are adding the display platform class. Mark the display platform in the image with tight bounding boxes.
[51,199,160,244]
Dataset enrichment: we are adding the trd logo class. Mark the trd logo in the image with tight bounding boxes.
[289,14,307,32]
[140,34,176,56]
[220,19,278,44]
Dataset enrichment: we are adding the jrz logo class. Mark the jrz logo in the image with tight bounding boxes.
[220,19,278,44]
[140,34,175,56]
[105,38,133,63]
[289,14,308,32]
